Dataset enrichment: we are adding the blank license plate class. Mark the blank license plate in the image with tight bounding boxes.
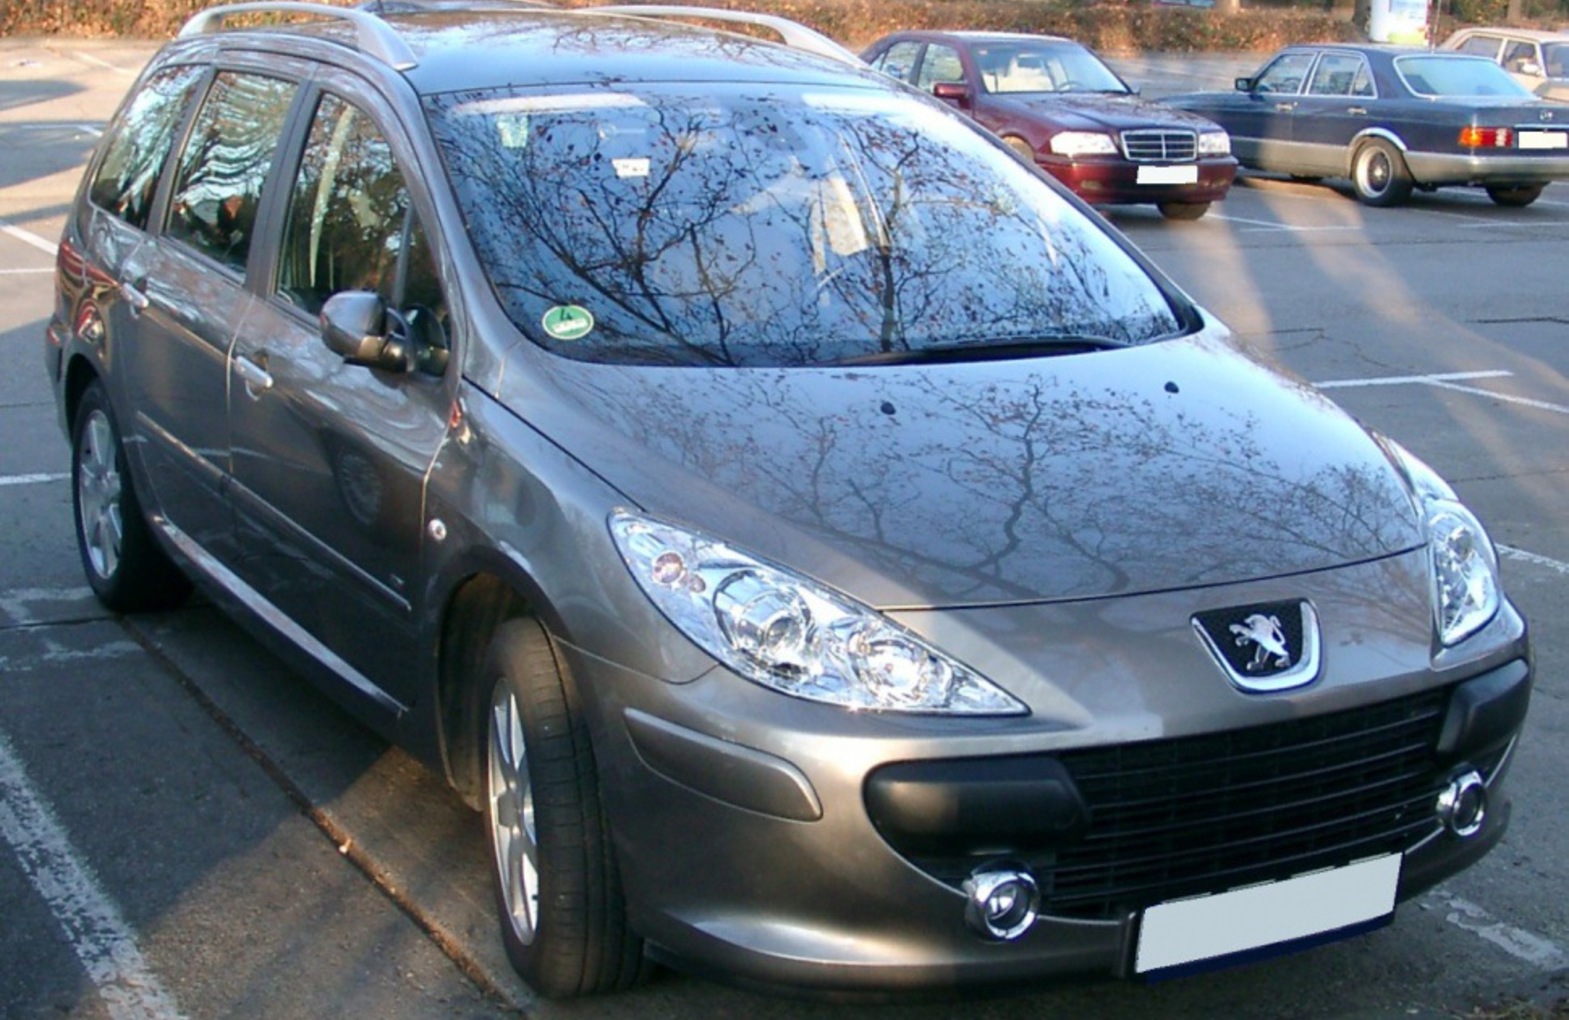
[1517,130,1568,150]
[1137,165,1200,185]
[1135,854,1401,975]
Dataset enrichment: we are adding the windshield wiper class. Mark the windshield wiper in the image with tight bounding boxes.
[828,335,1129,367]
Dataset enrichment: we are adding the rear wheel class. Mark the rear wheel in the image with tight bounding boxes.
[71,380,190,612]
[1350,139,1413,207]
[1158,201,1211,221]
[483,617,646,998]
[1486,184,1544,208]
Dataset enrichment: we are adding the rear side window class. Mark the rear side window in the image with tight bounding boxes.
[88,64,205,230]
[165,72,298,274]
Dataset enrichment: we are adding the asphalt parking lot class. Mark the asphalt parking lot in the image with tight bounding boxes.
[1,36,1566,1020]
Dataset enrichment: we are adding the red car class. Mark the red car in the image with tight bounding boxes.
[864,31,1238,219]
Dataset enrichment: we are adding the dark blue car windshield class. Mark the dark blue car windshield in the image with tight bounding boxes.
[426,84,1182,367]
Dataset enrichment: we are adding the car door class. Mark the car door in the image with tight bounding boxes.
[121,68,300,562]
[1233,50,1316,169]
[227,83,454,709]
[1291,51,1378,175]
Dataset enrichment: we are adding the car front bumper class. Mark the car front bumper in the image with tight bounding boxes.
[1042,155,1238,206]
[565,557,1531,995]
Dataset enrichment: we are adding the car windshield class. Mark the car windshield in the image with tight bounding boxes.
[426,84,1181,367]
[974,42,1130,95]
[1395,54,1536,97]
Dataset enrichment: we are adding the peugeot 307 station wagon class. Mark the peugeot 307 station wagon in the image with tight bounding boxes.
[46,1,1532,999]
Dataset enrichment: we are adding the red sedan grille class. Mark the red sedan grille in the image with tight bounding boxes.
[1120,129,1198,163]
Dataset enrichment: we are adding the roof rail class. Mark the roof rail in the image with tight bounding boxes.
[588,5,863,66]
[178,2,419,71]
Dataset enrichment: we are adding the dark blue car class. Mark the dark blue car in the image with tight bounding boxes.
[1166,45,1569,206]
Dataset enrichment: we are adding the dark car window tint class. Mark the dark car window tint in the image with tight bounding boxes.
[429,85,1183,368]
[1255,52,1315,94]
[871,42,922,84]
[88,65,205,230]
[278,92,446,331]
[916,45,965,91]
[1307,54,1368,97]
[165,72,297,274]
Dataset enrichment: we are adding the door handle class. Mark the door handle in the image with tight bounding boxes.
[1347,106,1368,115]
[1274,102,1297,112]
[233,355,274,399]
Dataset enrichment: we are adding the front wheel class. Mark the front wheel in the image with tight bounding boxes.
[1158,201,1211,221]
[1486,184,1544,208]
[71,380,190,612]
[1350,139,1413,207]
[483,618,646,998]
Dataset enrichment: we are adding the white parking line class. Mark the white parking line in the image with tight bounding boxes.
[0,267,54,275]
[1434,892,1569,970]
[1315,369,1569,417]
[1,221,59,257]
[0,473,69,488]
[0,728,188,1020]
[1499,544,1569,577]
[1208,212,1366,232]
[1314,370,1513,389]
[70,51,137,76]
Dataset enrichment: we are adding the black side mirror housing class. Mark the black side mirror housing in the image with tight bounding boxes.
[320,291,412,373]
[1235,76,1257,92]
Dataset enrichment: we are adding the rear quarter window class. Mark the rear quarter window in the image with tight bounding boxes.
[88,64,206,231]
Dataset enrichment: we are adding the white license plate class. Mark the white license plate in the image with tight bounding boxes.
[1517,130,1568,150]
[1136,164,1200,185]
[1135,854,1401,975]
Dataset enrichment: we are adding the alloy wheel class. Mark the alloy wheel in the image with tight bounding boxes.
[488,682,541,945]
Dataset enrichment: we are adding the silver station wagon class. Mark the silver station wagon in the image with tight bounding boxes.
[46,0,1532,998]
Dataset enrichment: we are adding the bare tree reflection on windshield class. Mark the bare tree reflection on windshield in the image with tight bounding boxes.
[429,83,1181,367]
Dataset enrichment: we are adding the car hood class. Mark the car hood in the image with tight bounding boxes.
[990,91,1223,133]
[502,326,1424,610]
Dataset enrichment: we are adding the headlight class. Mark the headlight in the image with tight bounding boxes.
[1384,440,1501,647]
[609,510,1026,715]
[1048,131,1118,157]
[1198,129,1231,156]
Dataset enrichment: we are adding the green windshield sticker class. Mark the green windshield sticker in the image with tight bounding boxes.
[542,305,595,341]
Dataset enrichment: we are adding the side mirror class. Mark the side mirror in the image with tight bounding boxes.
[320,291,412,373]
[1235,76,1256,92]
[932,81,969,106]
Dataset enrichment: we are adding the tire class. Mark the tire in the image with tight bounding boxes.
[483,617,646,998]
[70,380,190,612]
[1158,201,1211,221]
[1350,139,1413,207]
[1486,184,1544,208]
[1002,135,1036,163]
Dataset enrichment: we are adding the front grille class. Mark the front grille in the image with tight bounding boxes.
[1048,687,1450,918]
[1120,128,1198,163]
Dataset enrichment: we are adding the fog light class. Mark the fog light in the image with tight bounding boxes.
[963,865,1040,941]
[1437,770,1487,838]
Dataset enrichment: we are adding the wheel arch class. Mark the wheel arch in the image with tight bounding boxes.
[433,556,557,811]
[1346,127,1409,171]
